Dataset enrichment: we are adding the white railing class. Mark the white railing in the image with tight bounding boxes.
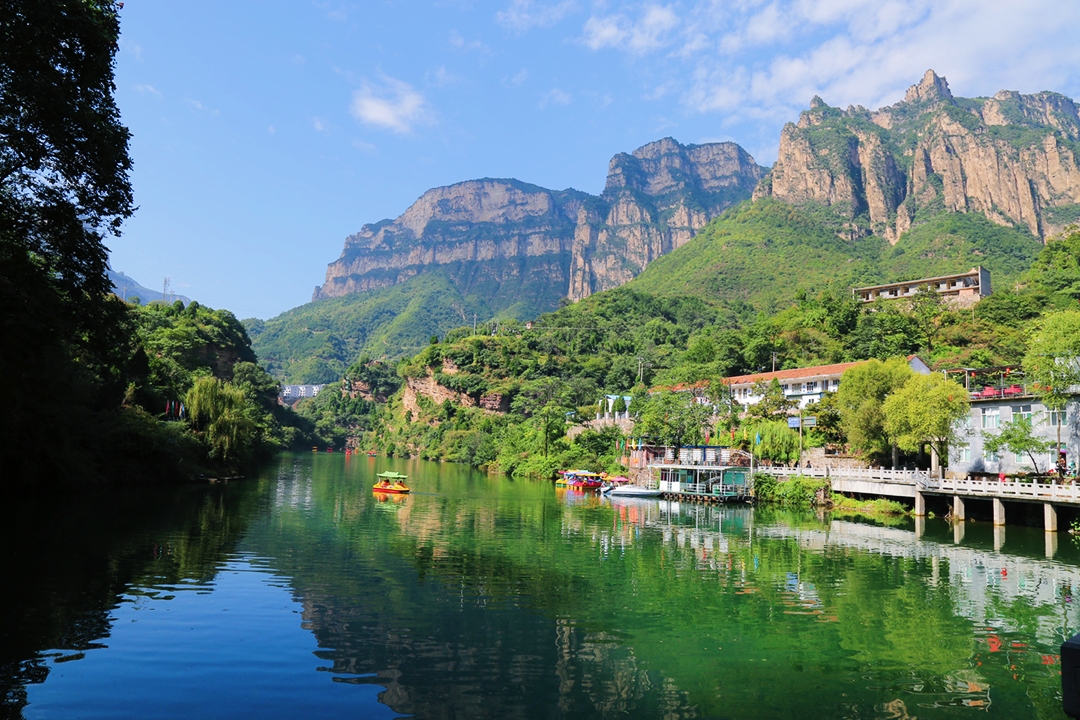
[761,466,926,484]
[924,477,1080,503]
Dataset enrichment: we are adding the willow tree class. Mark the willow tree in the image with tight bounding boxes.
[186,377,258,466]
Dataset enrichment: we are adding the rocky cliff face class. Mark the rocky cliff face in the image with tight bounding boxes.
[314,140,765,309]
[568,138,764,300]
[313,179,585,315]
[754,70,1080,242]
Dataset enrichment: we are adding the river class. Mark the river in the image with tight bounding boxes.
[2,453,1078,719]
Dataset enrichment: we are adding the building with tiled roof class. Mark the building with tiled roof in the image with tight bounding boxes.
[653,356,931,409]
[724,356,930,408]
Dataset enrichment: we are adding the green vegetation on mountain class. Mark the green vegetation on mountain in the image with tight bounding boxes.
[294,221,1079,476]
[247,272,495,383]
[628,200,888,311]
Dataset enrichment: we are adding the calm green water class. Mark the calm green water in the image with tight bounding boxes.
[3,453,1079,719]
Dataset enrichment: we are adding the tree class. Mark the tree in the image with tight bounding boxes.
[185,376,258,466]
[739,419,801,465]
[883,374,970,475]
[746,379,795,421]
[835,358,915,463]
[907,285,946,353]
[1,1,134,482]
[637,390,713,449]
[983,416,1054,473]
[1023,310,1080,456]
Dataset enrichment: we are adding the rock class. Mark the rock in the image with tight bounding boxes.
[314,139,765,308]
[755,69,1080,243]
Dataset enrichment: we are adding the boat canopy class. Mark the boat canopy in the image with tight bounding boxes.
[377,471,409,480]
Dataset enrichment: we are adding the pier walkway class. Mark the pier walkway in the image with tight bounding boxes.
[652,460,1080,532]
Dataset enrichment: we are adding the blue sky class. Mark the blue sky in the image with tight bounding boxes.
[108,0,1080,319]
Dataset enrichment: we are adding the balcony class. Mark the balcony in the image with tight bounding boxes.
[970,383,1031,401]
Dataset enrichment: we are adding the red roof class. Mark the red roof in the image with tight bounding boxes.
[721,361,867,387]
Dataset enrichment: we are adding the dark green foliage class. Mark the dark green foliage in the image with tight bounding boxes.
[629,200,888,312]
[250,272,492,382]
[752,473,829,507]
[882,213,1041,286]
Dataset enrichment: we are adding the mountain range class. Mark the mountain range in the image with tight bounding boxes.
[251,70,1080,383]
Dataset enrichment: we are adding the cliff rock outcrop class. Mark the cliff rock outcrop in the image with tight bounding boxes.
[754,70,1080,242]
[314,140,765,310]
[568,138,764,300]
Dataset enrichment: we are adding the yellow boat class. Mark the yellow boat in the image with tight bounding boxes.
[373,471,410,494]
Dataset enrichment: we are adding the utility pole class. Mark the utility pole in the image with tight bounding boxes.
[771,351,778,372]
[162,277,171,303]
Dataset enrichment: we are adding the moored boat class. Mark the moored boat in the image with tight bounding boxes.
[602,484,662,497]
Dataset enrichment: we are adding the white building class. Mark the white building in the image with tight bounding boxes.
[722,356,931,409]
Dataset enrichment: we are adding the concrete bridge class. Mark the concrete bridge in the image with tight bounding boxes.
[753,466,1080,532]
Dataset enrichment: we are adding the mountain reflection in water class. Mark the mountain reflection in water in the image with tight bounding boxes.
[2,453,1079,719]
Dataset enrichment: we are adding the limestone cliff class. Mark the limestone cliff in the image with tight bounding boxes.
[568,138,765,300]
[754,70,1080,242]
[314,140,765,309]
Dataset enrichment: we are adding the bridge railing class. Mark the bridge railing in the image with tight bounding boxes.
[923,476,1080,502]
[759,466,926,484]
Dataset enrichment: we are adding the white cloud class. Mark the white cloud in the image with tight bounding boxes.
[540,88,572,107]
[449,29,490,53]
[134,84,161,98]
[569,0,1080,159]
[429,66,459,88]
[312,117,327,132]
[504,68,530,87]
[268,125,276,135]
[583,5,679,54]
[497,0,577,31]
[350,76,430,133]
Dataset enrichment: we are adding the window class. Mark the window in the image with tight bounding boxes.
[985,449,999,463]
[1050,409,1069,427]
[955,445,971,463]
[805,397,817,405]
[1012,404,1032,420]
[806,381,818,392]
[831,379,840,390]
[981,407,1000,429]
[1015,452,1026,464]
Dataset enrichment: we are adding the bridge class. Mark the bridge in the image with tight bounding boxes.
[655,461,1080,532]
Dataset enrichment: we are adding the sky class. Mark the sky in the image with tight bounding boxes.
[108,0,1080,320]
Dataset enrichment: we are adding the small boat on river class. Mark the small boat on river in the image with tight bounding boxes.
[563,470,604,489]
[373,471,410,494]
[602,483,662,497]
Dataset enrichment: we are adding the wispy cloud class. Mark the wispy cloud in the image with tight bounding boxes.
[133,84,162,98]
[496,0,577,31]
[504,68,529,87]
[350,75,430,133]
[582,5,679,54]
[540,88,572,107]
[573,0,1080,159]
[312,117,327,132]
[185,98,220,115]
[428,66,460,88]
[449,29,490,53]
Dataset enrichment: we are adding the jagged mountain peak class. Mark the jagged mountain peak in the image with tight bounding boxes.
[755,70,1080,243]
[905,69,953,104]
[313,137,765,306]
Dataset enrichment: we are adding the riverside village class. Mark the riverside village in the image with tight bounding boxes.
[11,4,1080,717]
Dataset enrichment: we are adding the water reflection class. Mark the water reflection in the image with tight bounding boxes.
[4,455,1080,719]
